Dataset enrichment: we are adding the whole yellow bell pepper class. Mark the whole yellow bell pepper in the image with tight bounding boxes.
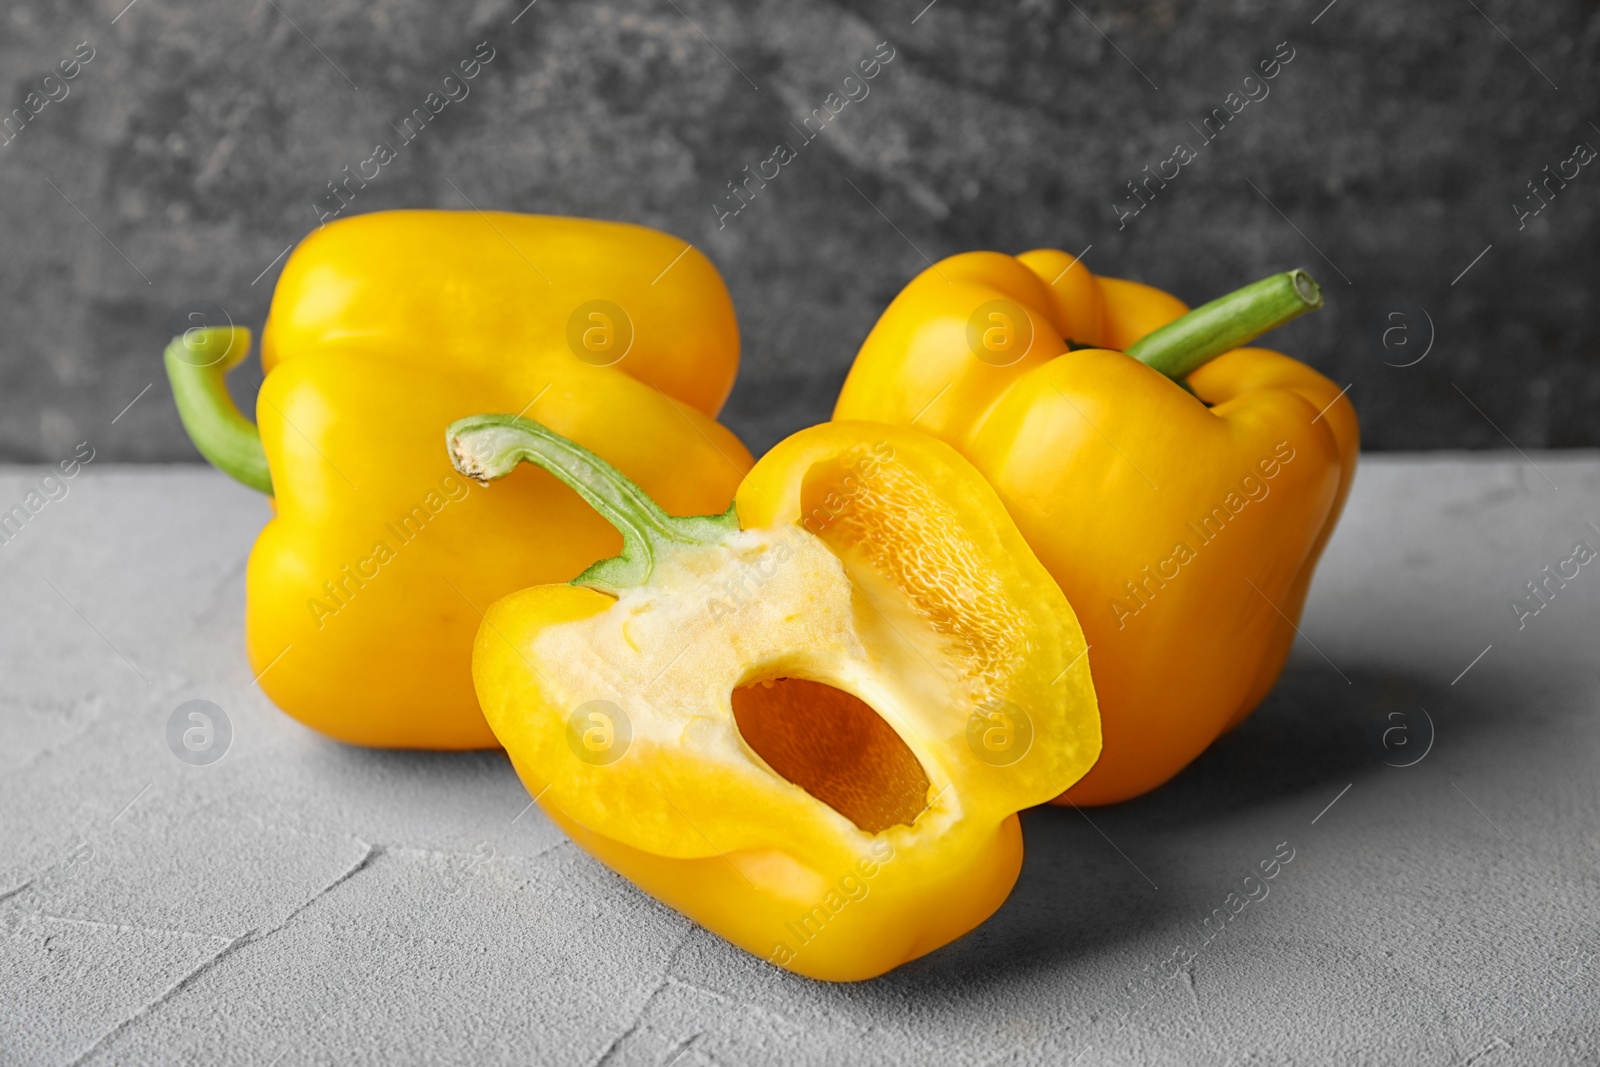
[835,251,1359,805]
[164,210,751,748]
[446,414,1100,980]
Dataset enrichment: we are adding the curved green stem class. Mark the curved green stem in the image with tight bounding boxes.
[446,414,738,595]
[163,326,272,495]
[1125,269,1322,381]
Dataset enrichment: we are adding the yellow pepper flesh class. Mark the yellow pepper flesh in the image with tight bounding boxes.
[452,416,1100,980]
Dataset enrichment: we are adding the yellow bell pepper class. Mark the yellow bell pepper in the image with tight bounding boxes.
[446,414,1100,980]
[835,251,1359,805]
[164,210,751,748]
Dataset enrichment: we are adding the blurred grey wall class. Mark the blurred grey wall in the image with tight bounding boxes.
[0,0,1596,462]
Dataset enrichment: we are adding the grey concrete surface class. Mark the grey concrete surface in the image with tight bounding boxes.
[1,1,1598,462]
[1,453,1597,1065]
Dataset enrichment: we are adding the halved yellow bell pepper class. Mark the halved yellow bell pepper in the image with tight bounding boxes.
[164,210,750,748]
[446,414,1100,980]
[835,252,1358,805]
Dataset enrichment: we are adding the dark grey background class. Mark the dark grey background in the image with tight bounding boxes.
[1,0,1595,462]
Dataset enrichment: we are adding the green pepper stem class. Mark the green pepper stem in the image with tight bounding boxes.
[446,414,738,595]
[163,327,273,495]
[1125,269,1322,381]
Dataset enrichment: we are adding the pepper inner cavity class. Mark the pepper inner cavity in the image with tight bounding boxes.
[731,677,931,834]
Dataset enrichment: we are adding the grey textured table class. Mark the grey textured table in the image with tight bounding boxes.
[2,454,1597,1065]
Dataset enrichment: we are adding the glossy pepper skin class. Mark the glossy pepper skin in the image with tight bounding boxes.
[447,415,1100,981]
[164,210,751,748]
[834,250,1359,806]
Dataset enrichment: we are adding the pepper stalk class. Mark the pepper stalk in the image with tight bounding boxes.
[446,413,738,596]
[163,326,272,495]
[1125,269,1323,381]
